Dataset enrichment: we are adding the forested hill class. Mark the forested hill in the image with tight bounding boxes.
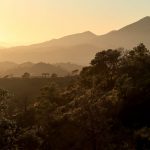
[1,43,150,149]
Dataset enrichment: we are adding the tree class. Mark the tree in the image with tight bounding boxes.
[22,72,30,78]
[72,69,79,76]
[42,73,50,78]
[51,73,57,78]
[116,44,150,128]
[0,89,18,149]
[80,49,121,92]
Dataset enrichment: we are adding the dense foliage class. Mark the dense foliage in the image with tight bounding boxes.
[1,43,150,149]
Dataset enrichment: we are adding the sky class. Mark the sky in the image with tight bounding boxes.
[0,0,150,46]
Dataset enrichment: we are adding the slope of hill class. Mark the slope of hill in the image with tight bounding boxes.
[34,31,97,47]
[92,16,150,49]
[0,33,98,65]
[0,17,150,65]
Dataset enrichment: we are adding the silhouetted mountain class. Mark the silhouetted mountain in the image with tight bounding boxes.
[0,62,82,77]
[35,31,97,47]
[92,16,150,49]
[1,17,150,65]
[0,31,98,65]
[19,62,34,68]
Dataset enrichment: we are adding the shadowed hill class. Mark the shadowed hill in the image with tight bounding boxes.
[0,62,82,77]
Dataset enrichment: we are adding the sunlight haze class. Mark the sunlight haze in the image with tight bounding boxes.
[0,0,150,46]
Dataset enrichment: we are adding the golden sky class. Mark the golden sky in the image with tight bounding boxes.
[0,0,150,46]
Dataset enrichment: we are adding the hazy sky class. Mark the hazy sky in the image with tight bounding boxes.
[0,0,150,46]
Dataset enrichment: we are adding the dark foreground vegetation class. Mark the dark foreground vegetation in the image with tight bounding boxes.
[1,43,150,150]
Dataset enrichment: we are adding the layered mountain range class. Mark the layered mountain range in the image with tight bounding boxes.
[0,16,150,65]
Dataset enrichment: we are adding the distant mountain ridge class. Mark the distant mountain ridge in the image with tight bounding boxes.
[0,62,82,77]
[91,16,150,49]
[0,17,150,65]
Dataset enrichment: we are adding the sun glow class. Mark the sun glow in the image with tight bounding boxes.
[0,0,149,46]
